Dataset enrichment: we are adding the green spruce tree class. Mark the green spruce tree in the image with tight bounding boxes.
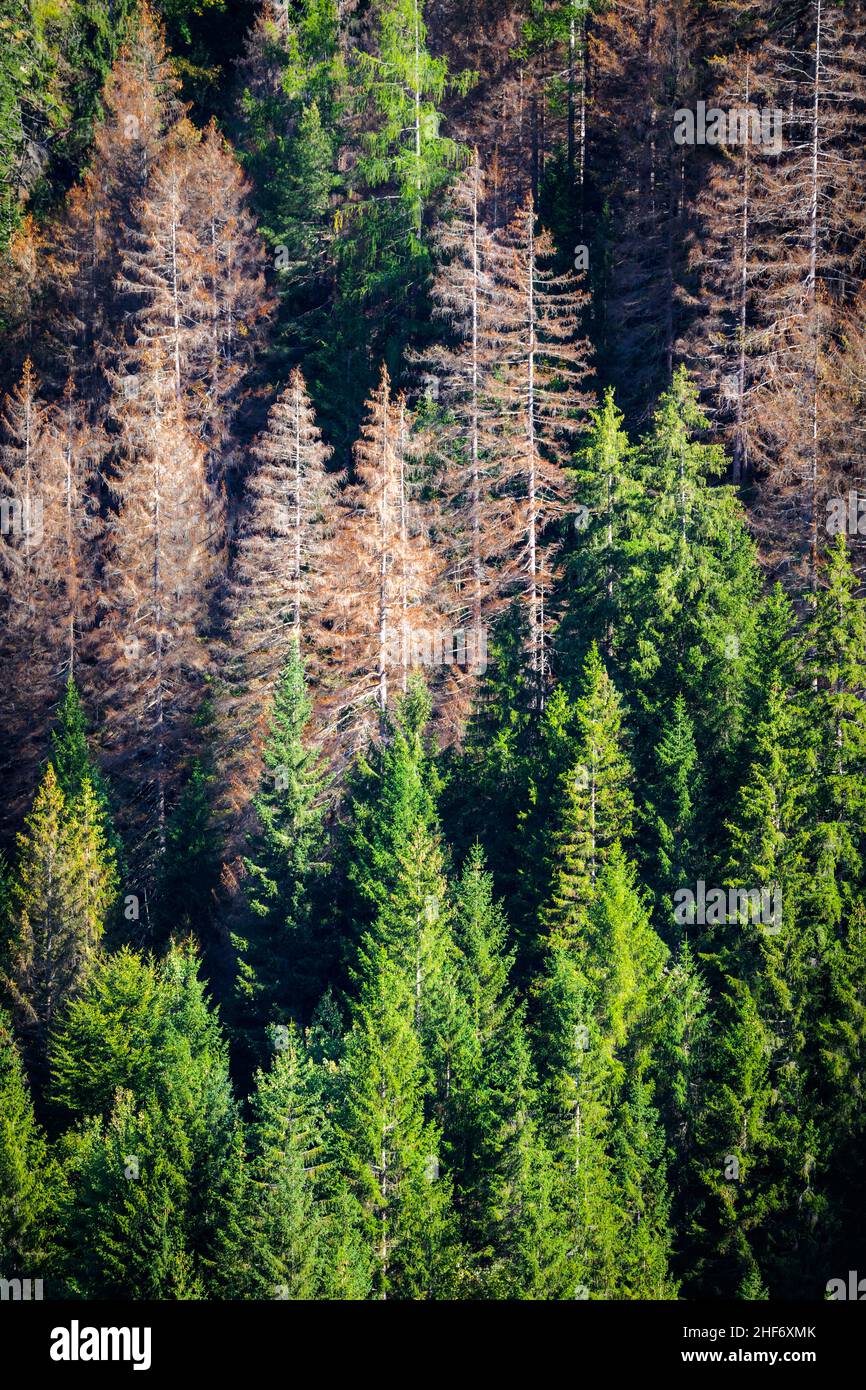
[233,641,331,1068]
[336,945,458,1298]
[3,763,117,1073]
[0,1009,57,1281]
[542,645,634,951]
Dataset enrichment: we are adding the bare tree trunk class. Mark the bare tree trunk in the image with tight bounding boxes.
[152,429,166,864]
[806,0,822,594]
[293,378,302,632]
[63,394,75,676]
[568,15,576,179]
[413,0,423,235]
[733,64,751,486]
[605,465,614,658]
[578,12,587,195]
[377,391,390,724]
[398,400,409,693]
[169,210,182,399]
[470,153,483,638]
[531,92,539,204]
[526,206,540,701]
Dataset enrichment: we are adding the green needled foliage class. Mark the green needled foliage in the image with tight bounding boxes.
[541,644,634,952]
[50,676,94,803]
[357,0,465,238]
[345,678,439,947]
[233,0,469,465]
[337,944,459,1299]
[50,675,125,905]
[240,1027,328,1300]
[232,639,331,1068]
[54,942,245,1300]
[2,762,117,1078]
[800,535,866,897]
[646,693,701,924]
[157,757,218,943]
[448,846,568,1298]
[0,1008,57,1280]
[49,947,169,1121]
[240,1023,372,1299]
[561,386,639,666]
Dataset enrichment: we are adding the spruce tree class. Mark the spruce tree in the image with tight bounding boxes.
[742,584,798,762]
[234,0,343,378]
[359,0,462,238]
[542,644,634,950]
[240,1027,327,1299]
[156,757,219,945]
[561,386,640,665]
[691,976,774,1297]
[622,367,763,807]
[50,946,168,1120]
[531,944,618,1298]
[38,383,101,685]
[56,942,246,1299]
[487,194,593,691]
[0,1009,57,1280]
[646,693,701,923]
[800,534,866,901]
[611,1077,678,1298]
[239,1024,373,1300]
[50,676,94,804]
[3,764,117,1072]
[183,118,271,470]
[345,678,440,938]
[467,1003,566,1298]
[116,114,268,464]
[441,605,536,909]
[98,344,217,888]
[372,821,453,1016]
[336,945,458,1298]
[653,938,711,1271]
[322,372,441,749]
[534,849,672,1297]
[425,151,501,642]
[688,676,814,1297]
[345,679,464,1117]
[450,847,567,1297]
[582,848,668,1063]
[515,683,581,957]
[0,362,61,826]
[44,3,180,402]
[50,674,124,890]
[226,367,334,767]
[233,640,330,1064]
[453,844,514,1047]
[59,1089,207,1299]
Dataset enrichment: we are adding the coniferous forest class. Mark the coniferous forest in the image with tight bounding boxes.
[1,0,866,1307]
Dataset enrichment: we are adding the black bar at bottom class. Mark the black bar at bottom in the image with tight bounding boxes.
[1,1297,862,1378]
